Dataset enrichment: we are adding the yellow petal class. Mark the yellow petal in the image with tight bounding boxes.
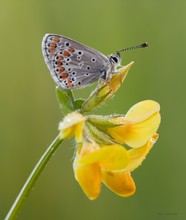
[73,161,101,200]
[73,140,101,200]
[122,134,159,172]
[102,171,136,197]
[125,100,160,123]
[58,112,86,142]
[107,101,161,148]
[79,145,130,171]
[123,112,160,148]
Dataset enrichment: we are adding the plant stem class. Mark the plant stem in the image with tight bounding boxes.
[5,135,63,220]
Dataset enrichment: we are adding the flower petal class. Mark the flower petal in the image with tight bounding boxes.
[125,100,160,123]
[73,141,101,200]
[102,171,136,197]
[122,134,159,172]
[79,145,130,171]
[58,112,86,142]
[123,112,160,148]
[107,100,161,148]
[73,162,101,200]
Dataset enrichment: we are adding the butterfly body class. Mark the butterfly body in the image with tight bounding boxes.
[42,34,120,89]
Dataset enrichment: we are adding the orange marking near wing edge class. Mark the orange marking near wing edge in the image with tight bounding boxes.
[56,61,62,66]
[63,51,70,57]
[58,56,64,60]
[68,47,75,52]
[50,43,56,48]
[61,73,68,78]
[50,48,56,55]
[67,78,72,88]
[59,67,65,73]
[53,38,60,43]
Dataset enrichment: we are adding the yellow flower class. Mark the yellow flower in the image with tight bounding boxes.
[58,112,87,143]
[58,99,161,200]
[73,140,133,200]
[106,100,161,148]
[73,134,158,200]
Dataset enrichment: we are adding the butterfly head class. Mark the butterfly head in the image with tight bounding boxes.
[109,53,121,66]
[109,42,148,68]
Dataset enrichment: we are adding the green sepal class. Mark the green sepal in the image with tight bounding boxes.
[56,87,75,115]
[80,87,110,113]
[80,63,134,113]
[88,115,123,129]
[85,122,115,145]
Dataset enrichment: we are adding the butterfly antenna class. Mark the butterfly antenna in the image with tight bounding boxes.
[117,42,148,54]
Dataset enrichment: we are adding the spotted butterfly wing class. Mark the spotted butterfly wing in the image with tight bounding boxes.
[42,34,110,89]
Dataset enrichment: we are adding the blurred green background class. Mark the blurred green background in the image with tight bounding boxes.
[0,0,185,219]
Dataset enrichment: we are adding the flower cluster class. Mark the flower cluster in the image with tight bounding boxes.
[57,62,161,200]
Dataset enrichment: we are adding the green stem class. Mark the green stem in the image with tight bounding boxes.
[5,135,63,220]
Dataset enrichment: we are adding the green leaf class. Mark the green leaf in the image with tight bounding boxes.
[56,87,75,115]
[74,99,85,110]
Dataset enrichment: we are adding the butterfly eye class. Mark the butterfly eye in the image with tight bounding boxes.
[110,55,119,64]
[113,57,118,63]
[86,66,91,70]
[72,71,76,75]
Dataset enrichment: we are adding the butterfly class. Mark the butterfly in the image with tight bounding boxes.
[42,33,148,90]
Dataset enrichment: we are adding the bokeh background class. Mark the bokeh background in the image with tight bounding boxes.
[1,0,185,219]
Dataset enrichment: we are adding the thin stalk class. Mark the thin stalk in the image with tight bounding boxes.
[5,135,63,220]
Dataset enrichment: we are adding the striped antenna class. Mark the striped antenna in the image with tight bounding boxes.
[117,42,148,54]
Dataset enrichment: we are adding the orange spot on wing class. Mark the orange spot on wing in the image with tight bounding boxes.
[56,61,62,66]
[50,48,56,54]
[53,37,60,43]
[50,43,57,48]
[68,47,75,53]
[61,73,69,79]
[67,78,72,88]
[59,67,65,73]
[58,56,64,60]
[63,51,70,57]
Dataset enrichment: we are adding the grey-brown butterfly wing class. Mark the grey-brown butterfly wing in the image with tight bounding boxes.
[42,34,111,89]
